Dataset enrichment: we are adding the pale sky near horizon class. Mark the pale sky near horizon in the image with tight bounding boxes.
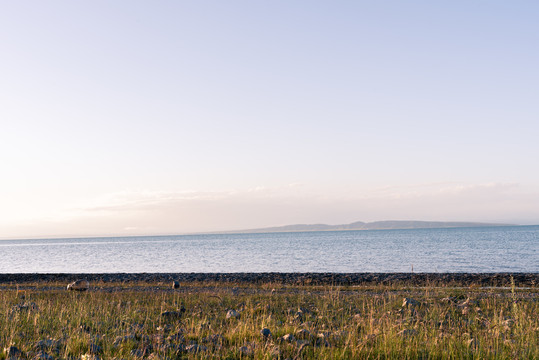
[1,1,539,239]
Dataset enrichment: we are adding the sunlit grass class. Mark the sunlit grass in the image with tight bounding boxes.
[1,281,537,359]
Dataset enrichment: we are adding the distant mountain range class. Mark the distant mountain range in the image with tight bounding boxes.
[227,220,513,234]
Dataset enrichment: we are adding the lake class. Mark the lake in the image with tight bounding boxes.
[1,225,537,273]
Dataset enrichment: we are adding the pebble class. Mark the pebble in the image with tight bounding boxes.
[226,309,240,319]
[185,344,207,353]
[67,280,90,291]
[4,346,23,358]
[32,351,54,360]
[81,355,100,360]
[282,333,295,342]
[1,273,537,287]
[160,310,184,321]
[402,298,420,308]
[11,302,39,314]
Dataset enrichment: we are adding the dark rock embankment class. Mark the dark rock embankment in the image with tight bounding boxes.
[0,273,537,287]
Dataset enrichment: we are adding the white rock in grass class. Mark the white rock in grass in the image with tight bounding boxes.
[402,297,420,308]
[226,309,240,319]
[81,355,100,360]
[67,280,89,291]
[282,333,295,342]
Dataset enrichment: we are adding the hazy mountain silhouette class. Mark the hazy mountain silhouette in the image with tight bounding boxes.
[228,220,513,234]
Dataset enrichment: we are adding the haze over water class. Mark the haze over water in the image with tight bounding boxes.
[1,226,537,273]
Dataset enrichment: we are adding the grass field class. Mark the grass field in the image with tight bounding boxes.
[1,279,537,359]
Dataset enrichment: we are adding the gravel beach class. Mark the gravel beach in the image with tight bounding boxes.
[0,272,537,287]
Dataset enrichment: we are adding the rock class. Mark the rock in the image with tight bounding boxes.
[81,355,100,360]
[317,332,330,340]
[34,339,58,351]
[172,281,180,289]
[160,310,184,321]
[226,309,240,319]
[67,280,90,291]
[440,297,457,303]
[113,335,137,346]
[260,328,271,338]
[402,298,420,308]
[282,333,295,342]
[4,345,23,358]
[167,332,185,343]
[315,338,331,347]
[185,344,206,353]
[32,351,54,360]
[11,302,39,314]
[239,346,253,356]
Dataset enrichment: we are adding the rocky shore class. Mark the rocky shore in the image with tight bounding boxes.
[0,272,537,287]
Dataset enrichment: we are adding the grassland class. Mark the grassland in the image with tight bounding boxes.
[1,279,537,359]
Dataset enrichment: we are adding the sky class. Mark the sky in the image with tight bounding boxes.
[1,1,539,239]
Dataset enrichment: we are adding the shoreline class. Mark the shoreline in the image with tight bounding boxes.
[1,272,537,287]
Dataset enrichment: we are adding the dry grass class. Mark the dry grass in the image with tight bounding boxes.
[1,281,537,359]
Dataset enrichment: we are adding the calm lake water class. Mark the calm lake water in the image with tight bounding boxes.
[1,226,537,273]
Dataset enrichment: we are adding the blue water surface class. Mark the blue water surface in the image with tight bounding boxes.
[1,226,537,273]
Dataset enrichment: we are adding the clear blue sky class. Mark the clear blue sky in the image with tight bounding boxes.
[1,1,538,238]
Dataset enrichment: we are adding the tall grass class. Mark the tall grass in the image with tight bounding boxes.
[0,282,537,359]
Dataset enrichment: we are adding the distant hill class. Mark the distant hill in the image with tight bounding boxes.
[228,220,513,234]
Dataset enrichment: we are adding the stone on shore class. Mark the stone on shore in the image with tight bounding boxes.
[4,345,23,358]
[185,344,207,353]
[81,354,100,360]
[226,309,240,319]
[402,297,420,308]
[160,308,185,321]
[282,333,295,342]
[32,351,54,360]
[10,301,39,314]
[67,280,90,291]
